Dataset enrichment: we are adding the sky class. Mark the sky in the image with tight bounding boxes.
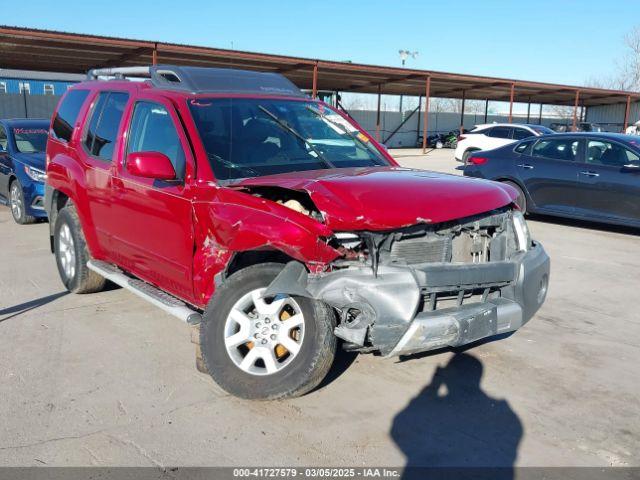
[4,0,639,87]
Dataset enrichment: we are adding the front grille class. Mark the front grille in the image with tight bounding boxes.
[390,235,451,264]
[421,287,501,312]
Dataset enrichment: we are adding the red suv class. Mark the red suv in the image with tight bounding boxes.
[45,66,549,399]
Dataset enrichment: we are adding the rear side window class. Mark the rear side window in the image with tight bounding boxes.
[126,101,186,178]
[488,127,512,139]
[533,138,580,161]
[512,128,533,140]
[51,89,90,143]
[84,92,129,162]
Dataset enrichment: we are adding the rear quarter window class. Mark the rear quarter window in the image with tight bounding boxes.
[514,140,534,153]
[51,89,90,143]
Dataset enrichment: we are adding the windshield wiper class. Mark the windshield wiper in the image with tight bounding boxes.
[257,105,336,169]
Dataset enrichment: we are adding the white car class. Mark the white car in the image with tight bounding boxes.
[455,123,554,163]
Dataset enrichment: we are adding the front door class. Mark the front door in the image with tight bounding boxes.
[573,138,640,223]
[516,137,582,214]
[110,97,195,302]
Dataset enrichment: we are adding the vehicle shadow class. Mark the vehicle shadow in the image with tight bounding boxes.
[528,213,640,237]
[390,353,522,480]
[0,291,69,323]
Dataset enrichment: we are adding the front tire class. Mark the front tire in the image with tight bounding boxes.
[54,205,106,293]
[200,263,337,400]
[9,180,36,224]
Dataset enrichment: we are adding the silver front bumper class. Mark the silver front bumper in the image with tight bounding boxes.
[266,242,550,357]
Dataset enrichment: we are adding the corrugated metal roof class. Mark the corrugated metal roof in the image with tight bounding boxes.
[0,25,638,107]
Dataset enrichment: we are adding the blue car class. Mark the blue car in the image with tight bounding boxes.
[0,119,50,224]
[463,132,640,228]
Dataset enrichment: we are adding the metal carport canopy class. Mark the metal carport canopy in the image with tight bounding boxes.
[1,25,638,108]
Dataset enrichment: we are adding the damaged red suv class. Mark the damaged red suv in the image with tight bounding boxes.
[45,66,549,399]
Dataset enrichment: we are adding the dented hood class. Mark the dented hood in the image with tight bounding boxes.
[236,167,517,231]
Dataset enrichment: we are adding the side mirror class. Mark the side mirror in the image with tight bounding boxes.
[126,151,176,180]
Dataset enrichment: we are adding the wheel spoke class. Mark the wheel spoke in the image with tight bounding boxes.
[228,309,252,329]
[280,313,304,332]
[256,346,279,374]
[239,347,259,371]
[225,325,252,348]
[251,290,285,316]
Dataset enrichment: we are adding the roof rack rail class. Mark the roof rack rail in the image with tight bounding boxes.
[86,65,197,91]
[86,65,306,97]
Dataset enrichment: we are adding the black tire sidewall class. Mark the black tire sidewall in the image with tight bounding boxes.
[201,263,335,400]
[54,207,82,292]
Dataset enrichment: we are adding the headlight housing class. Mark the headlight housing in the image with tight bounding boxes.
[24,165,46,182]
[512,210,531,252]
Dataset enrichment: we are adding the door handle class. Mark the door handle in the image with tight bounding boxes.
[516,163,534,170]
[579,171,599,177]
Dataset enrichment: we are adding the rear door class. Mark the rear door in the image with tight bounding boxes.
[77,90,130,251]
[515,136,582,214]
[484,126,514,150]
[109,96,195,302]
[512,127,535,141]
[573,138,640,223]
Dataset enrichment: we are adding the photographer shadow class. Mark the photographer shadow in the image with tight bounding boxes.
[391,353,522,480]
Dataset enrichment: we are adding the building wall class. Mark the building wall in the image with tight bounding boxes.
[0,78,77,95]
[586,102,640,131]
[0,93,62,119]
[349,110,563,148]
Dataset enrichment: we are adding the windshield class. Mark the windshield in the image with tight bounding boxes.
[13,127,48,153]
[188,98,390,180]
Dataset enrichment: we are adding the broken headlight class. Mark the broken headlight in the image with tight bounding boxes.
[512,211,531,252]
[333,232,362,249]
[331,232,367,261]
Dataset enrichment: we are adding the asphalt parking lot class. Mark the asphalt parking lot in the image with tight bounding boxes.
[1,148,639,468]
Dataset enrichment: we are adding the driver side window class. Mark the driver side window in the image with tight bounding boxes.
[586,140,639,167]
[127,102,186,179]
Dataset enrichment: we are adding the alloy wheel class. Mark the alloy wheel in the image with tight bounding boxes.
[223,288,305,376]
[58,223,76,280]
[10,183,22,220]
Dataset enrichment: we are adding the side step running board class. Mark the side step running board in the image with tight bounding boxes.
[87,260,202,325]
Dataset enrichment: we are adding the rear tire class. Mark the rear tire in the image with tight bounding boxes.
[9,180,36,225]
[54,205,106,293]
[200,263,337,400]
[462,149,479,166]
[502,180,527,214]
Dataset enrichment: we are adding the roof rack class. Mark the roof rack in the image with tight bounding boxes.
[86,65,306,97]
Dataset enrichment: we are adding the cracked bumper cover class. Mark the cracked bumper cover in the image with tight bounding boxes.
[266,242,550,357]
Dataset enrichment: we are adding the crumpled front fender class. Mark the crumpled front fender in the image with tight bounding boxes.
[192,188,341,306]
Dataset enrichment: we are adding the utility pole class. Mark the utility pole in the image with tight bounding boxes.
[398,50,419,116]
